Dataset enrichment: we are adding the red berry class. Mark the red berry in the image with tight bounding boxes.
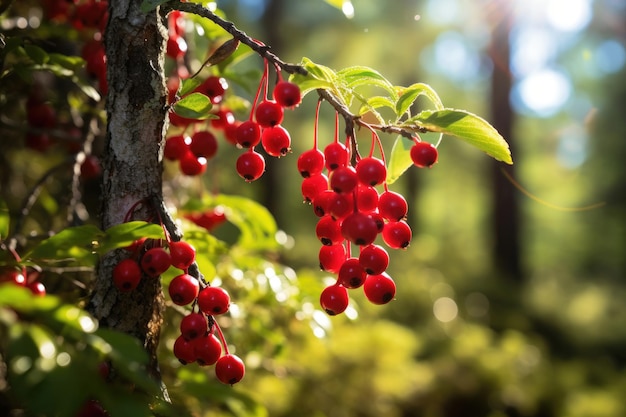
[329,166,358,194]
[28,281,46,296]
[140,247,171,277]
[169,241,196,270]
[0,270,27,286]
[312,189,335,217]
[168,274,199,306]
[340,211,379,246]
[180,312,208,341]
[355,184,379,213]
[190,130,218,159]
[328,191,354,221]
[356,157,387,186]
[197,286,230,315]
[173,334,197,364]
[215,354,245,385]
[324,142,349,171]
[378,191,408,222]
[25,133,51,152]
[320,284,349,315]
[255,100,284,128]
[113,259,142,292]
[337,258,367,289]
[75,399,107,417]
[167,35,187,59]
[210,108,235,130]
[164,135,191,160]
[179,151,207,176]
[261,125,291,157]
[363,273,396,305]
[193,333,222,366]
[273,81,301,108]
[26,102,56,128]
[234,120,262,148]
[358,244,389,275]
[80,155,101,180]
[318,243,346,273]
[297,148,325,178]
[382,220,412,249]
[197,76,228,104]
[410,141,438,168]
[315,215,343,246]
[301,173,329,203]
[236,150,265,182]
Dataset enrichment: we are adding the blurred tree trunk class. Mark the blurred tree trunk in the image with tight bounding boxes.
[488,0,522,281]
[87,0,169,384]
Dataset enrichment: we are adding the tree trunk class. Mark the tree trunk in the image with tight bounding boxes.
[488,0,522,281]
[87,0,169,382]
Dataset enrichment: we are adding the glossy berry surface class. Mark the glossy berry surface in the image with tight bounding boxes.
[410,141,438,168]
[329,166,358,194]
[174,335,197,364]
[198,286,231,315]
[340,211,379,246]
[337,258,367,289]
[358,244,389,275]
[273,81,301,108]
[179,151,207,176]
[318,243,346,273]
[168,273,199,306]
[197,76,228,104]
[378,191,408,222]
[356,157,387,186]
[169,241,196,270]
[190,131,218,159]
[261,125,291,157]
[235,120,262,148]
[382,220,412,249]
[236,150,265,182]
[301,173,329,203]
[193,334,222,366]
[363,273,396,305]
[141,247,171,277]
[180,312,208,341]
[215,354,245,385]
[324,142,349,170]
[297,148,325,178]
[320,284,349,315]
[255,100,284,128]
[113,259,142,292]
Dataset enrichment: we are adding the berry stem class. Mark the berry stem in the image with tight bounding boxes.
[213,320,230,355]
[313,98,322,149]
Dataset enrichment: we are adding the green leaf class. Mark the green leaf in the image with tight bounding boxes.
[411,108,513,164]
[24,44,49,65]
[289,57,336,97]
[25,225,104,265]
[173,92,213,120]
[358,96,396,116]
[386,135,416,184]
[395,82,443,119]
[336,66,396,96]
[179,77,203,96]
[98,221,165,254]
[0,199,8,239]
[140,0,169,12]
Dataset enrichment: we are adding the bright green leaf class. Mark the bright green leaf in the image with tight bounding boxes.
[411,108,513,164]
[358,96,396,116]
[180,77,203,96]
[289,57,337,97]
[173,92,213,120]
[25,225,104,265]
[395,82,443,119]
[386,135,416,184]
[336,66,396,96]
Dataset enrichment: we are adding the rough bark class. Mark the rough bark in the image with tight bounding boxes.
[87,0,169,381]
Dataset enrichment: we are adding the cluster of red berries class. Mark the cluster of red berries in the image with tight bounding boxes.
[296,104,439,315]
[0,267,46,296]
[111,212,244,384]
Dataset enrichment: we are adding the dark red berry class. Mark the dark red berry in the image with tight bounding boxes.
[378,191,408,222]
[320,284,349,315]
[193,333,222,366]
[312,189,335,217]
[382,220,412,249]
[315,215,343,246]
[80,155,101,180]
[410,141,438,168]
[318,243,346,273]
[197,76,228,104]
[190,131,218,159]
[179,151,207,176]
[28,281,46,296]
[273,81,301,108]
[329,166,358,194]
[197,286,230,315]
[210,108,235,130]
[164,135,191,160]
[235,120,262,148]
[328,192,354,221]
[236,150,265,182]
[337,258,367,289]
[0,270,26,286]
[167,34,187,59]
[174,334,197,364]
[113,259,142,292]
[301,173,329,203]
[356,157,387,186]
[168,274,199,306]
[215,354,245,385]
[355,184,379,213]
[261,125,291,157]
[297,148,325,178]
[140,247,171,277]
[169,241,196,270]
[340,211,379,246]
[180,312,208,341]
[324,142,349,171]
[363,273,396,305]
[358,244,389,275]
[255,100,284,128]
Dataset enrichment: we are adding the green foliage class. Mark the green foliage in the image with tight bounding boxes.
[172,92,214,120]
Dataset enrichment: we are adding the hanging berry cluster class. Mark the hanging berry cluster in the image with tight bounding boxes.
[111,201,245,385]
[0,246,47,297]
